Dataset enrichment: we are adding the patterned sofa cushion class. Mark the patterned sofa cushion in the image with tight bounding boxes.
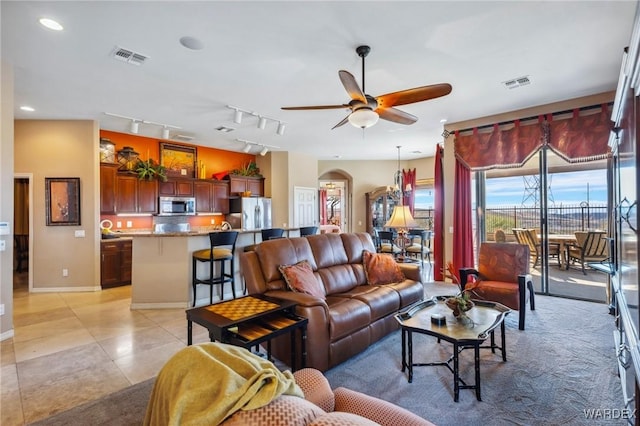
[223,395,325,426]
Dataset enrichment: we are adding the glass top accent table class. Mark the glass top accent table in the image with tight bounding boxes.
[395,296,511,402]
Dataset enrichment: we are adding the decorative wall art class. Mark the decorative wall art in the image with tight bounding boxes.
[45,177,81,226]
[159,142,197,178]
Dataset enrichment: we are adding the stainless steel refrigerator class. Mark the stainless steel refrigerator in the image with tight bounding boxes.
[227,197,272,230]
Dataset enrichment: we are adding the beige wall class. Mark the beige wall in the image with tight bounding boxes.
[1,62,15,337]
[14,120,100,291]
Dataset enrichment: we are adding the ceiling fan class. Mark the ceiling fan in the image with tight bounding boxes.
[281,45,452,130]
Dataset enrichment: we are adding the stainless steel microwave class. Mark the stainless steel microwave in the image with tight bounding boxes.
[158,196,196,216]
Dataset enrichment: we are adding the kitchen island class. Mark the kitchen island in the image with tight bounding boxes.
[113,228,301,309]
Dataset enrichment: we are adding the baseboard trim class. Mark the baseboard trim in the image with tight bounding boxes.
[31,286,101,293]
[1,329,15,341]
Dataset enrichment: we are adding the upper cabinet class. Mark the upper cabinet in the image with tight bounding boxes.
[100,163,119,214]
[194,180,230,214]
[100,164,158,214]
[159,179,194,197]
[228,175,264,197]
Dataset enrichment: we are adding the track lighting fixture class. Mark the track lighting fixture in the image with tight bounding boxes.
[104,113,181,138]
[236,139,279,156]
[226,105,286,136]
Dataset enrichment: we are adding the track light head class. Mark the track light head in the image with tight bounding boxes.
[162,127,170,139]
[234,109,243,124]
[242,143,252,153]
[260,146,269,156]
[130,120,139,134]
[277,122,286,136]
[258,116,267,130]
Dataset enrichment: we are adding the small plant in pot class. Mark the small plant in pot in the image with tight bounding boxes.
[444,261,479,321]
[230,161,262,177]
[135,158,167,182]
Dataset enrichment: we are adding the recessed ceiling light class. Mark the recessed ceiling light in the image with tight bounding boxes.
[39,18,63,31]
[20,106,35,112]
[179,36,204,50]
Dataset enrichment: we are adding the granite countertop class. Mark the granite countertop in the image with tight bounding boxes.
[109,227,300,237]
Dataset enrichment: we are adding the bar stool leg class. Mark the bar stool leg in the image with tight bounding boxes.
[230,258,236,299]
[192,257,198,307]
[209,256,214,305]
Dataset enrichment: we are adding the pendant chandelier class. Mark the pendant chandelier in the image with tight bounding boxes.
[387,145,412,200]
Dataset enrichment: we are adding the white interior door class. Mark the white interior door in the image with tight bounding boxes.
[293,187,317,227]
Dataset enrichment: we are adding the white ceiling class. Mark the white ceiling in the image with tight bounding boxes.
[2,1,636,161]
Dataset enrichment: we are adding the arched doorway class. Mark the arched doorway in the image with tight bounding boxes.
[319,170,351,233]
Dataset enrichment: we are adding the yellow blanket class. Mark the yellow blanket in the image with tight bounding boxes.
[143,342,303,426]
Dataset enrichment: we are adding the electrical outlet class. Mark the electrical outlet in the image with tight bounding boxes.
[0,304,4,316]
[116,221,122,228]
[126,221,133,228]
[211,219,216,225]
[74,230,85,238]
[0,240,5,251]
[62,268,68,277]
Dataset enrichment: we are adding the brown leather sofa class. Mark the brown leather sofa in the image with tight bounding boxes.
[240,232,424,371]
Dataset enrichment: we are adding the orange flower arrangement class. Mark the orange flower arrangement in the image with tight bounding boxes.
[444,261,479,313]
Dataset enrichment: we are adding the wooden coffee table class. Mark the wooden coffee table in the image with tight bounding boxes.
[186,294,308,371]
[395,296,511,401]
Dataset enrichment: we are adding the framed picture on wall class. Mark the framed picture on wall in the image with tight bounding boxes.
[45,177,81,226]
[159,142,197,178]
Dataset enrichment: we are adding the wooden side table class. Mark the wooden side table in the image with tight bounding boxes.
[186,294,308,371]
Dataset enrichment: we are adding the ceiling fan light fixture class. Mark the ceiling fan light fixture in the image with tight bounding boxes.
[348,108,379,129]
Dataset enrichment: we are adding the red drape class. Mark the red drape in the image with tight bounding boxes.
[433,145,444,281]
[402,168,416,214]
[453,104,612,170]
[453,158,474,275]
[319,189,328,225]
[547,104,612,163]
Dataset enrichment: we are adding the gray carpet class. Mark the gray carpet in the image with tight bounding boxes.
[31,293,624,426]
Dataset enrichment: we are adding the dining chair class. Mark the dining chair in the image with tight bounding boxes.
[405,229,432,269]
[376,230,401,255]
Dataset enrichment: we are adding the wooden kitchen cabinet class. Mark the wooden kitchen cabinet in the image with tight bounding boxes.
[194,180,229,214]
[159,179,194,197]
[116,174,158,214]
[101,239,132,288]
[100,163,119,214]
[228,175,264,197]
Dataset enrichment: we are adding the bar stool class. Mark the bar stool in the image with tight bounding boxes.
[261,228,285,241]
[192,231,239,306]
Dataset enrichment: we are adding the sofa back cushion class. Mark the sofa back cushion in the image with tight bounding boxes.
[256,238,317,291]
[307,234,361,295]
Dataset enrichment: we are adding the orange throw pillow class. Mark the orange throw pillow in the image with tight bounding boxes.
[279,260,325,298]
[362,251,405,285]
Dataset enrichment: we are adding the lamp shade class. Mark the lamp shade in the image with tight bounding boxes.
[385,205,418,229]
[348,108,379,129]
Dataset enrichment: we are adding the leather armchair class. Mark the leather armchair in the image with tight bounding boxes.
[459,242,534,330]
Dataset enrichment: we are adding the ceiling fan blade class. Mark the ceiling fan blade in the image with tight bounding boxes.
[376,83,452,108]
[282,104,349,110]
[331,115,351,130]
[339,70,366,103]
[377,107,418,125]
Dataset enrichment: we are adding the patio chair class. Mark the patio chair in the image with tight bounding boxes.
[512,228,561,267]
[566,230,609,275]
[460,242,534,330]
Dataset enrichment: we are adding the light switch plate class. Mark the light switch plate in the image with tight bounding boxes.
[0,240,5,251]
[0,222,9,235]
[74,230,85,238]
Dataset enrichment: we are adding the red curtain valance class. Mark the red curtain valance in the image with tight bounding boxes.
[454,104,613,171]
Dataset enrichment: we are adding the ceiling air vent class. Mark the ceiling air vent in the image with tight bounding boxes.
[502,75,531,89]
[173,134,194,142]
[112,46,148,66]
[216,126,235,133]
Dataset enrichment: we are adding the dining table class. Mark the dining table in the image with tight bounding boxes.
[539,233,577,268]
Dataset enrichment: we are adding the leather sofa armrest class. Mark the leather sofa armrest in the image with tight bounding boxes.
[333,387,434,426]
[398,263,421,282]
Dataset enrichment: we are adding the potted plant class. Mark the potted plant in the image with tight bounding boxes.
[135,158,167,182]
[230,161,262,177]
[444,261,479,320]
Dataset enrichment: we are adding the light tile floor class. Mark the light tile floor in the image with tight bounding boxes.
[1,273,209,425]
[1,261,434,425]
